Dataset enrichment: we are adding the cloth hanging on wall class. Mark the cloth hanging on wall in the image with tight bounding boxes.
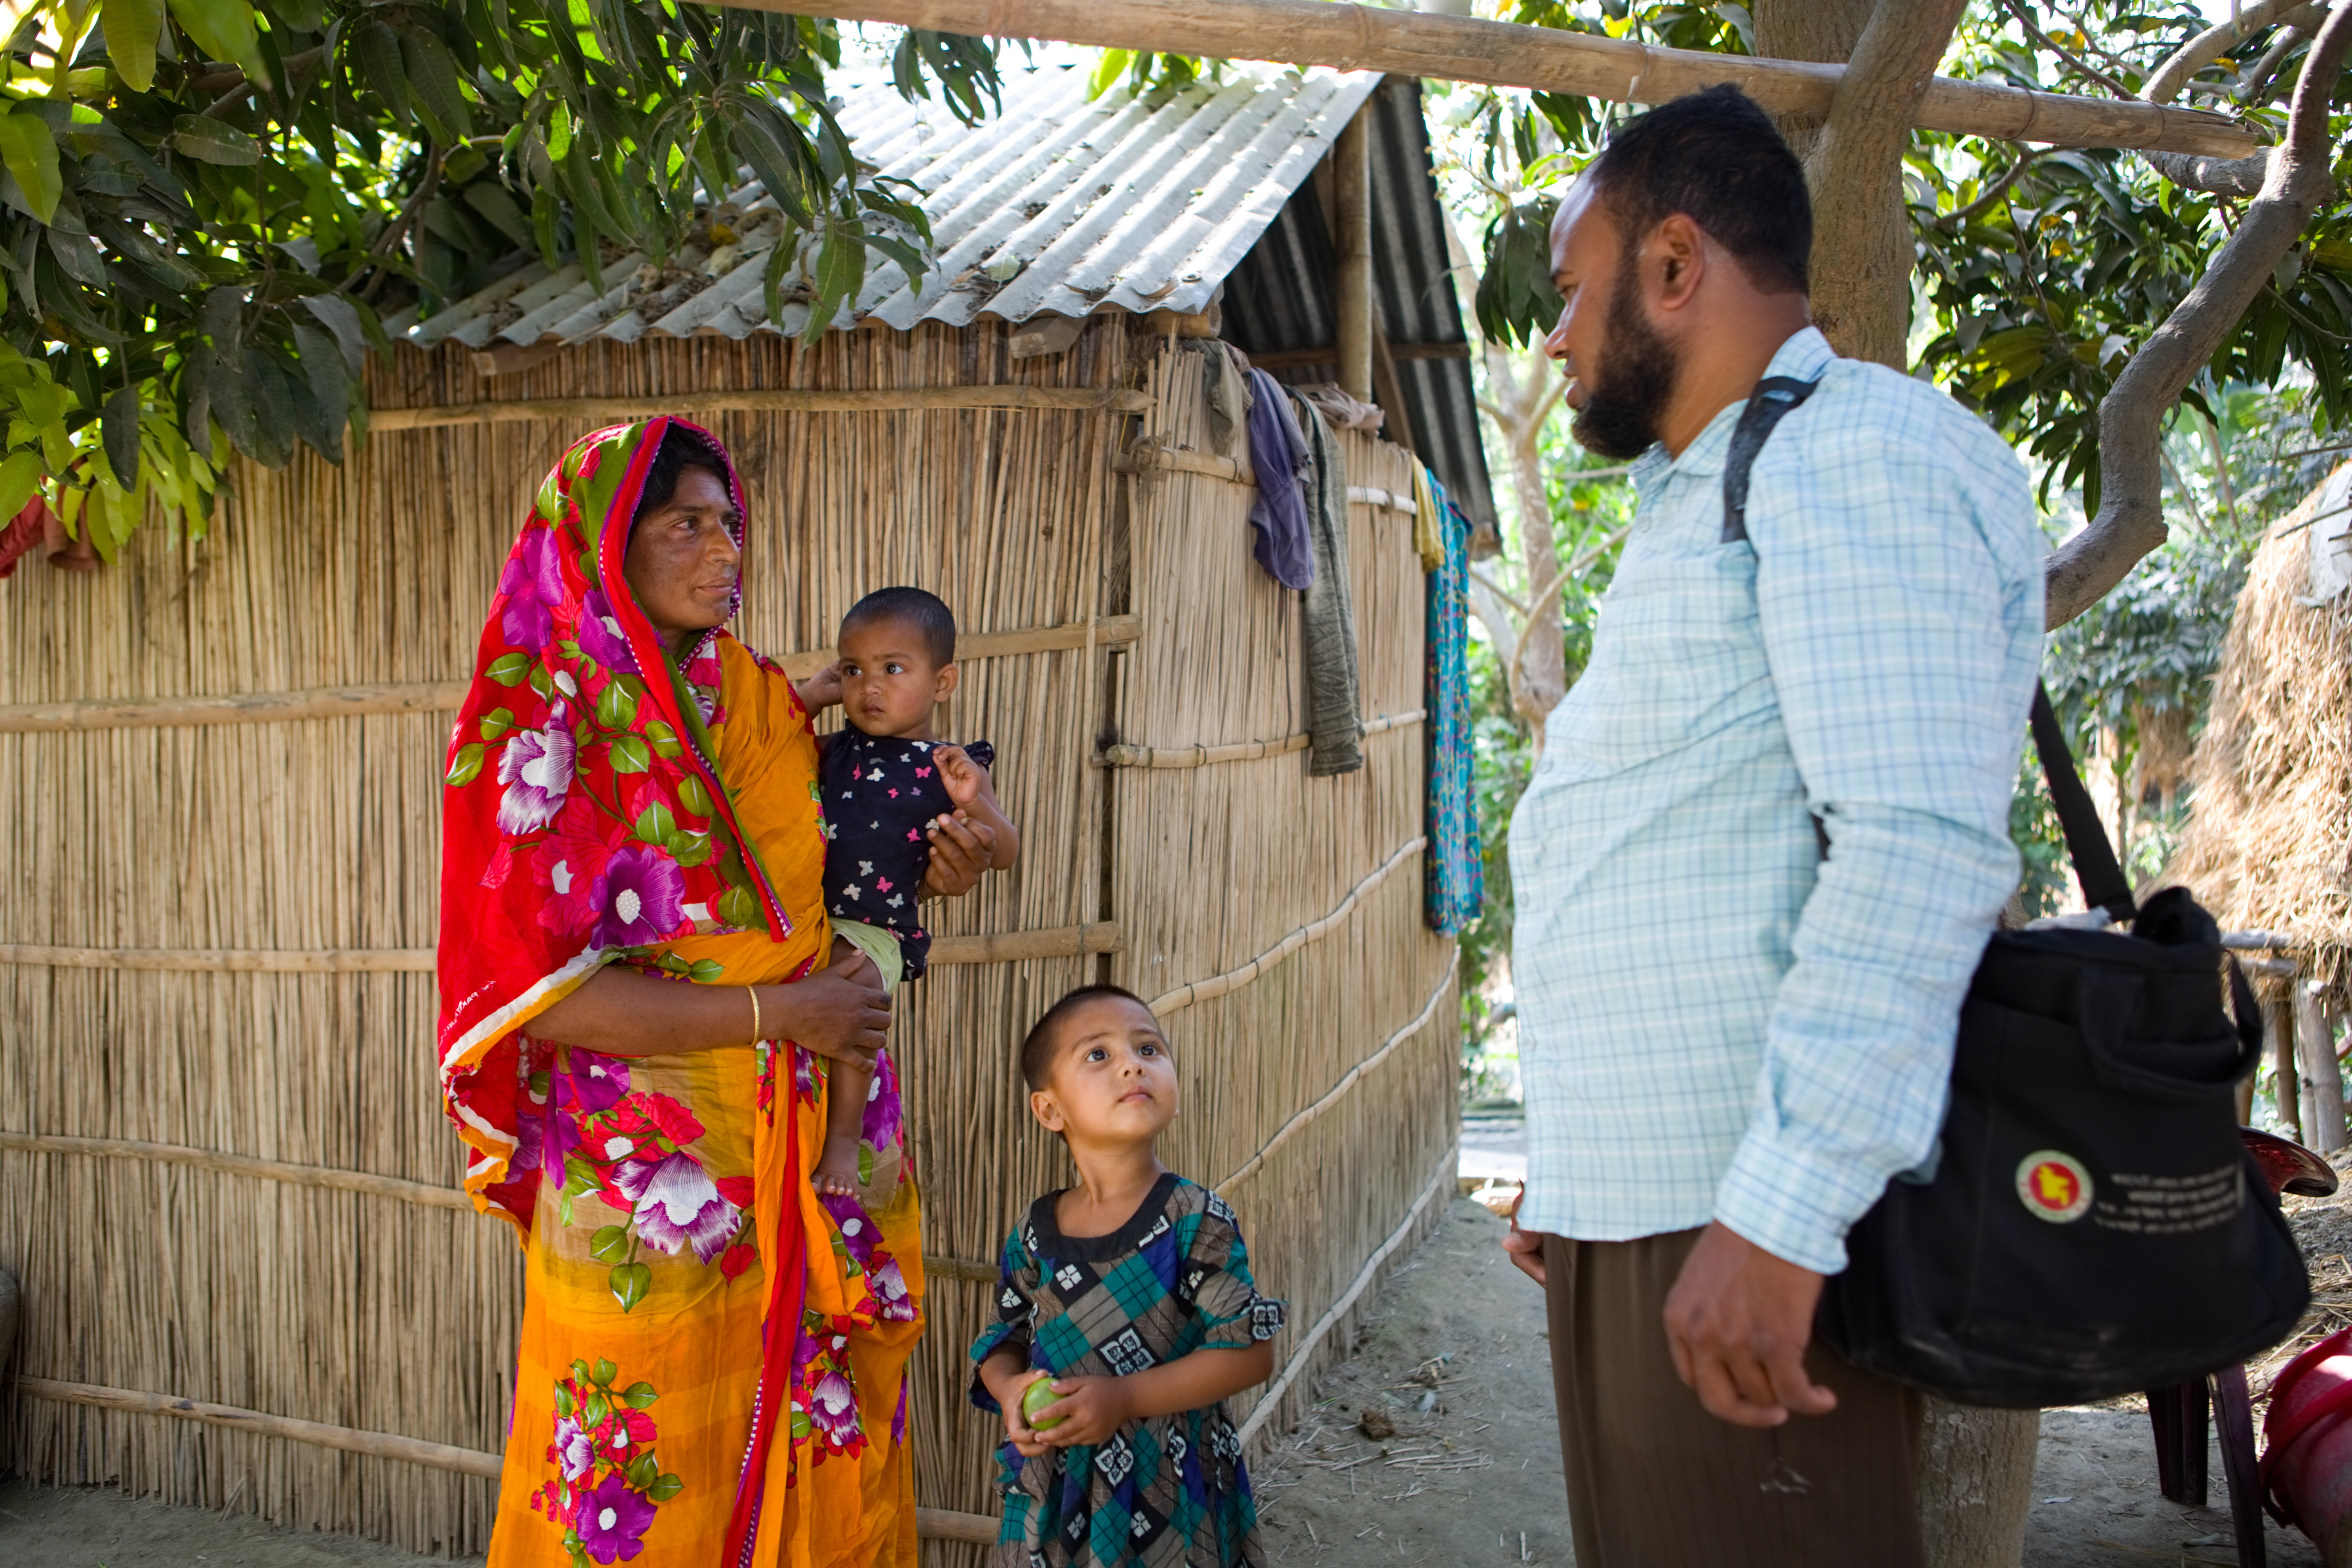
[1292,388,1363,776]
[1424,468,1483,935]
[1243,367,1315,590]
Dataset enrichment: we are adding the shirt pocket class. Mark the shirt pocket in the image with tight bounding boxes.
[1538,537,1772,784]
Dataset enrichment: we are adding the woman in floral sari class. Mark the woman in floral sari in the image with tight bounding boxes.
[437,417,989,1568]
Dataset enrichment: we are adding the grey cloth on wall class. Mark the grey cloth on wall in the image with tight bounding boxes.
[1290,389,1364,776]
[1200,341,1253,458]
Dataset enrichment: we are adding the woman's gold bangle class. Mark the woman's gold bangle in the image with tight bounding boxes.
[748,984,763,1043]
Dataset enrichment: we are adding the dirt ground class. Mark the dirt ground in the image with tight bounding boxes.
[1254,1196,2328,1568]
[9,1184,2351,1568]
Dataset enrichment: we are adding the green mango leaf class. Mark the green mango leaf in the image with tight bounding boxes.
[608,1261,651,1313]
[101,386,140,490]
[47,231,110,291]
[0,116,62,226]
[401,27,474,143]
[101,0,167,94]
[633,800,676,845]
[300,293,366,377]
[166,0,268,89]
[622,1381,659,1409]
[445,742,485,786]
[806,224,864,339]
[464,181,532,247]
[0,450,41,523]
[588,1224,630,1262]
[609,734,651,774]
[290,323,350,460]
[487,652,532,686]
[357,20,411,125]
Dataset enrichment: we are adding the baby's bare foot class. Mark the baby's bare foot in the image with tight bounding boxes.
[813,1145,861,1197]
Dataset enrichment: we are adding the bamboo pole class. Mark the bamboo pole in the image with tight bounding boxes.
[1334,102,1374,403]
[368,385,1156,431]
[1146,835,1426,1016]
[2273,994,2304,1144]
[748,0,2261,158]
[19,1379,506,1479]
[1233,1145,1456,1449]
[0,617,1142,733]
[2298,979,2347,1153]
[1096,709,1423,770]
[916,1507,1001,1545]
[1217,953,1457,1193]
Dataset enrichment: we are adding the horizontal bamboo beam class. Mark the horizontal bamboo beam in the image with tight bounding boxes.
[1233,1144,1457,1449]
[749,0,2260,158]
[18,1377,506,1479]
[0,922,1119,974]
[917,1508,1002,1545]
[1216,950,1456,1194]
[0,945,438,973]
[1346,485,1415,514]
[19,1378,1007,1537]
[369,384,1156,432]
[0,1130,472,1207]
[1147,835,1426,1016]
[0,1129,1001,1277]
[1116,443,1414,513]
[1097,709,1422,769]
[1248,343,1472,368]
[0,617,1142,734]
[2225,930,2300,951]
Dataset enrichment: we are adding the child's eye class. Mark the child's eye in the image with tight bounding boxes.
[1138,1042,1160,1056]
[1084,1047,1107,1062]
[886,662,904,675]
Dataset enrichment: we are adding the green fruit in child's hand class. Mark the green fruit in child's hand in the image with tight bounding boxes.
[1022,1376,1065,1430]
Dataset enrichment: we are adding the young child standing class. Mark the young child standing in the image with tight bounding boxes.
[804,586,1019,1196]
[971,986,1284,1567]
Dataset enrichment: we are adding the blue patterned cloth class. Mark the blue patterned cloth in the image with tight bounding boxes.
[970,1174,1283,1566]
[1423,469,1483,935]
[1508,327,2045,1274]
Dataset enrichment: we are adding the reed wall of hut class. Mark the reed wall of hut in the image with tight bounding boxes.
[0,314,1458,1559]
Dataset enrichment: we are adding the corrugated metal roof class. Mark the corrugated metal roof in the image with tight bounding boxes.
[1219,77,1496,532]
[394,64,1380,352]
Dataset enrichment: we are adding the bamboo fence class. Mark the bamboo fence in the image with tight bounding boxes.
[0,317,1455,1561]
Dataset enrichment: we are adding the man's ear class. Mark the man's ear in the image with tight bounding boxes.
[1029,1086,1065,1132]
[1650,213,1708,314]
[934,660,961,702]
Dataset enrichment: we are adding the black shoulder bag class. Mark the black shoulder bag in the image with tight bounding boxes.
[1725,374,2310,1409]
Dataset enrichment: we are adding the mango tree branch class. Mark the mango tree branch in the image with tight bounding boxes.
[2143,0,2329,105]
[2046,1,2352,627]
[726,0,2262,157]
[1803,0,1971,364]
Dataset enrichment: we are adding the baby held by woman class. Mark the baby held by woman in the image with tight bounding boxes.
[971,987,1284,1566]
[800,586,1019,1195]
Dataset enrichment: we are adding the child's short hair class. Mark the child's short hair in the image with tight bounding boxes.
[1021,984,1156,1091]
[840,586,957,668]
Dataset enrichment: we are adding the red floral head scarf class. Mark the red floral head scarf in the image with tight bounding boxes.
[437,417,788,1230]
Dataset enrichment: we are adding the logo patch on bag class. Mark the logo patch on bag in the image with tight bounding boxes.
[2016,1151,2094,1223]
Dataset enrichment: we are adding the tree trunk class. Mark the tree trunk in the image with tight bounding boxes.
[1918,1399,2040,1568]
[1481,346,1568,733]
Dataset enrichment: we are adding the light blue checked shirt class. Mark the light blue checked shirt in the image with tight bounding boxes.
[1509,327,2045,1274]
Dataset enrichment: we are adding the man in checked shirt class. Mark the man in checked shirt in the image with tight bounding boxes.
[1499,86,2045,1564]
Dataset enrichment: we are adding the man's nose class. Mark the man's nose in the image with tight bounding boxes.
[1544,308,1572,362]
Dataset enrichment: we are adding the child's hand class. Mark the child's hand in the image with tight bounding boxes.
[1030,1376,1135,1449]
[793,661,844,713]
[932,743,986,810]
[994,1369,1053,1458]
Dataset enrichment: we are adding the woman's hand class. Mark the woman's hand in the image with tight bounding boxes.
[1030,1376,1135,1449]
[762,942,889,1069]
[918,811,998,899]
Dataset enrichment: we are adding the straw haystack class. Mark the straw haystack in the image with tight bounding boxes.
[0,67,1488,1561]
[2172,461,2352,998]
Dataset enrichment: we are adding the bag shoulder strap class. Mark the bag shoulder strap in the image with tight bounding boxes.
[1719,370,2135,924]
[1721,375,1821,544]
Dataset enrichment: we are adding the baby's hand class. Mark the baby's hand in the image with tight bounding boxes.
[1030,1375,1134,1449]
[932,743,985,809]
[794,661,845,713]
[1000,1371,1053,1458]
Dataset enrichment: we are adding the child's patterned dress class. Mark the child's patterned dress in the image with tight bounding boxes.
[816,725,994,978]
[969,1173,1286,1568]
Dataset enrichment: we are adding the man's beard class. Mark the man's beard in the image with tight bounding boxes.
[1568,267,1680,461]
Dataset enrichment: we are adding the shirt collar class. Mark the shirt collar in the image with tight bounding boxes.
[1633,325,1837,490]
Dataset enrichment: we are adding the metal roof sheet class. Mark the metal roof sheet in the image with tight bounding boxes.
[395,64,1381,351]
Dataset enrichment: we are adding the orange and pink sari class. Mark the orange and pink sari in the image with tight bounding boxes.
[436,418,922,1567]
